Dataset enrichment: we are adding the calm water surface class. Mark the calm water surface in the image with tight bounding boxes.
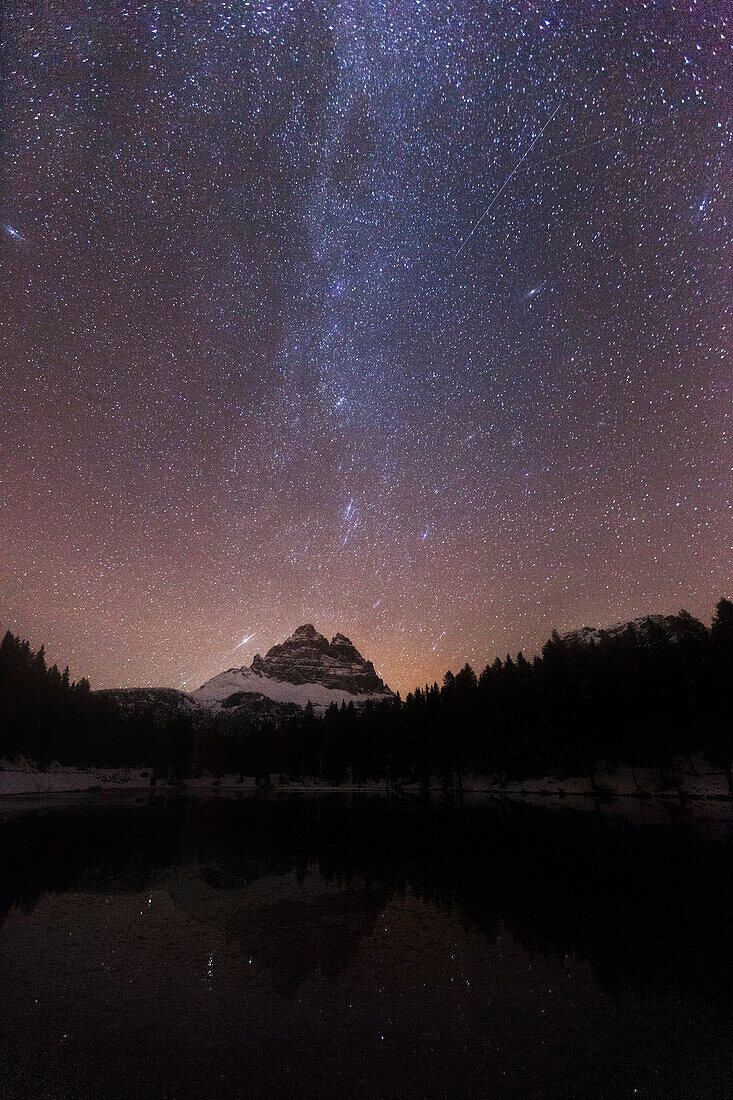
[0,792,731,1098]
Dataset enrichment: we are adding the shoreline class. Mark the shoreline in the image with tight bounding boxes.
[1,757,731,806]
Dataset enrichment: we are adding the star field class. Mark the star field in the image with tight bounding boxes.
[1,2,730,693]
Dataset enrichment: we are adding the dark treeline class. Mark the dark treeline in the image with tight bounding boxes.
[0,633,93,766]
[292,601,733,792]
[1,599,731,785]
[0,632,193,773]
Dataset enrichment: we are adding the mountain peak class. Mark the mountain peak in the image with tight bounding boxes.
[250,625,388,693]
[293,623,320,638]
[193,624,393,711]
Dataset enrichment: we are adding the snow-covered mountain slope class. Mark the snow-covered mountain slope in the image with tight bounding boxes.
[192,667,390,711]
[95,687,199,715]
[90,626,393,730]
[561,613,705,648]
[193,624,394,713]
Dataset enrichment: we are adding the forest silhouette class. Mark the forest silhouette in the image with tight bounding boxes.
[1,599,731,788]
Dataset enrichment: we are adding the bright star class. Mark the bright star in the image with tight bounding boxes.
[3,225,23,240]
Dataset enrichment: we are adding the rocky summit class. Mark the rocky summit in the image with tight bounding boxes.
[94,625,393,734]
[250,624,390,695]
[190,624,394,714]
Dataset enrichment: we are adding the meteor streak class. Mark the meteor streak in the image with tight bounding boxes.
[455,102,563,257]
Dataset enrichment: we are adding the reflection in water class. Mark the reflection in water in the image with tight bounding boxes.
[231,884,388,988]
[0,793,732,1097]
[168,868,388,988]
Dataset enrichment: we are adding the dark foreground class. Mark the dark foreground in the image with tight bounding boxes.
[0,793,731,1098]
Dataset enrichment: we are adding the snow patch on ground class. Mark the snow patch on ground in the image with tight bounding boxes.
[464,755,731,800]
[0,759,154,795]
[1,755,730,802]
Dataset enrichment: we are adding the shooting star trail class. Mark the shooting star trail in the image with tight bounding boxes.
[523,123,643,171]
[234,633,255,649]
[455,101,563,257]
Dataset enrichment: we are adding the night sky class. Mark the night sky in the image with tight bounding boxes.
[1,2,730,694]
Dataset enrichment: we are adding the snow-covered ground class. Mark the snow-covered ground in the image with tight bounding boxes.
[0,759,155,795]
[462,755,732,800]
[0,755,730,802]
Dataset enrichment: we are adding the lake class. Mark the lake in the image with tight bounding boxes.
[1,792,731,1098]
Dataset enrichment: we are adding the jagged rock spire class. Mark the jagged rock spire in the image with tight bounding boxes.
[250,624,391,694]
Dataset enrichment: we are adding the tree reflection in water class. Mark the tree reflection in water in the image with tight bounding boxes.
[1,793,731,1004]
